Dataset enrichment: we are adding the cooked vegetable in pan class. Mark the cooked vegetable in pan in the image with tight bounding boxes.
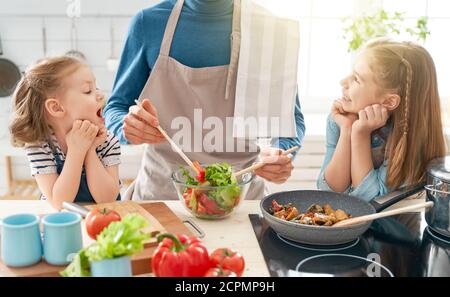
[269,200,351,226]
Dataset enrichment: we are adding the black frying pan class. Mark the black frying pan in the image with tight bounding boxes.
[0,35,22,97]
[260,184,424,245]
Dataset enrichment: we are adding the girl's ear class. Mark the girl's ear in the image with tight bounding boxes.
[382,94,401,111]
[44,98,65,118]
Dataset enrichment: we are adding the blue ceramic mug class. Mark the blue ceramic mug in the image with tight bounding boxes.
[90,255,132,277]
[42,212,82,266]
[0,213,42,267]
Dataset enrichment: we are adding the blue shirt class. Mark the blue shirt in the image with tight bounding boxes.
[317,115,391,202]
[104,0,305,154]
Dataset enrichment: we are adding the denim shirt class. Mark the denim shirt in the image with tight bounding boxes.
[317,115,391,202]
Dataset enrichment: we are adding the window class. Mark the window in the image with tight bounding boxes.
[258,0,450,122]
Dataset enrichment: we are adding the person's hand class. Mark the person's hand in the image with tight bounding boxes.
[254,147,294,184]
[123,98,166,144]
[91,125,108,150]
[66,120,98,156]
[352,104,389,135]
[331,99,358,129]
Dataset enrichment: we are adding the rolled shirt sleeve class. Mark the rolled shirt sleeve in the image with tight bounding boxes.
[348,163,389,202]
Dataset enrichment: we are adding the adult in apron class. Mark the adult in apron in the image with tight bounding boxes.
[128,0,266,201]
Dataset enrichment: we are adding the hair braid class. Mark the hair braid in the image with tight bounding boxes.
[401,58,412,135]
[386,56,413,188]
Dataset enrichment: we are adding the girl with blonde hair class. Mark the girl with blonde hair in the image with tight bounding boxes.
[317,39,446,200]
[10,56,121,209]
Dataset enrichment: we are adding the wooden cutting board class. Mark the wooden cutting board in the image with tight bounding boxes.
[0,202,193,277]
[85,200,167,247]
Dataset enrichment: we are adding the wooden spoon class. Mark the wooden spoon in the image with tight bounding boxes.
[332,201,434,227]
[134,99,202,174]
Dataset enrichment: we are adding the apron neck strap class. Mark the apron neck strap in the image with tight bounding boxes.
[160,0,185,57]
[232,0,241,34]
[225,0,241,100]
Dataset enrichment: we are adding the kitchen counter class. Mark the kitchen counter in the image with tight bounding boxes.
[0,195,429,277]
[0,200,270,277]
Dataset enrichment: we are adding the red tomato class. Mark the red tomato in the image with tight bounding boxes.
[210,248,245,277]
[192,161,206,182]
[196,171,206,183]
[197,194,225,215]
[182,193,191,208]
[85,208,121,239]
[204,267,237,277]
[197,201,207,215]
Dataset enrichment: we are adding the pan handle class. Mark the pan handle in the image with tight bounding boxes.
[370,182,425,212]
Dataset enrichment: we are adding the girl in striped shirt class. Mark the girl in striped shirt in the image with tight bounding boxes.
[9,56,121,209]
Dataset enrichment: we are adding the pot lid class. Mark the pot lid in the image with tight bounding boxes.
[427,156,450,183]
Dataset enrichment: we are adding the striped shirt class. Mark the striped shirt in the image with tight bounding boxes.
[25,130,121,176]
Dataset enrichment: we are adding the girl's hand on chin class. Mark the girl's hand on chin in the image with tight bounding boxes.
[331,99,358,129]
[352,104,389,135]
[66,120,99,155]
[91,126,108,149]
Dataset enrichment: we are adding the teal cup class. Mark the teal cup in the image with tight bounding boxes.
[42,212,82,266]
[90,256,132,277]
[0,213,42,267]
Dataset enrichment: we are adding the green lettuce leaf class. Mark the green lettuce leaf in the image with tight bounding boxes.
[59,249,91,277]
[181,167,199,185]
[85,214,150,262]
[61,214,150,277]
[204,163,236,186]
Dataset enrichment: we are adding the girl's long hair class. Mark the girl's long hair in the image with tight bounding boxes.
[366,39,446,189]
[9,56,83,147]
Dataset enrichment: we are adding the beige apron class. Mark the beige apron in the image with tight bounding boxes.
[131,0,265,201]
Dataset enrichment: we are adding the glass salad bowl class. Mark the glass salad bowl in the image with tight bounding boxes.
[171,164,254,219]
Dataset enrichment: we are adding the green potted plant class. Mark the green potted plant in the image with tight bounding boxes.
[61,214,150,277]
[342,9,430,52]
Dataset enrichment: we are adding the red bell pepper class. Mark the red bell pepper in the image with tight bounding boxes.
[152,233,210,277]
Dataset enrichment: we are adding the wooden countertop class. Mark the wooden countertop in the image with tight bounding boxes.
[0,200,270,277]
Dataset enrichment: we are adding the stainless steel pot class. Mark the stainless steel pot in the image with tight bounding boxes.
[425,156,450,238]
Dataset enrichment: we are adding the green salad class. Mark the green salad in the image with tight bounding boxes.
[180,162,242,218]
